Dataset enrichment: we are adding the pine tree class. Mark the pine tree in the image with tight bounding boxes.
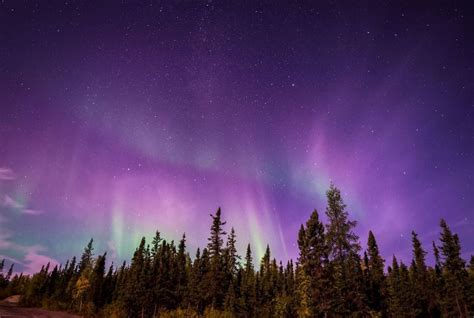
[102,263,115,305]
[297,209,330,316]
[176,233,188,306]
[199,248,213,311]
[74,267,91,313]
[410,231,431,316]
[325,184,366,315]
[295,264,312,318]
[207,208,227,259]
[58,256,76,304]
[187,248,202,312]
[399,261,415,316]
[151,230,162,257]
[366,230,385,314]
[240,244,256,316]
[259,244,273,315]
[439,219,468,316]
[90,252,106,310]
[123,237,149,317]
[225,227,239,277]
[387,256,414,317]
[78,238,94,274]
[206,207,227,308]
[46,265,59,297]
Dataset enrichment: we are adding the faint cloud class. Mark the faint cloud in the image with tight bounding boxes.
[2,195,43,215]
[0,233,58,275]
[0,184,53,274]
[23,246,60,274]
[23,209,43,215]
[3,195,23,209]
[0,168,15,180]
[0,232,16,250]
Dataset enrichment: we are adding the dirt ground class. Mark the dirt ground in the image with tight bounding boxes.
[0,302,81,318]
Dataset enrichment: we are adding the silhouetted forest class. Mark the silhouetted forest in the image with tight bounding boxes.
[1,185,473,317]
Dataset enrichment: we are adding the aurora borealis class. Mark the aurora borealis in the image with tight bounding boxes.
[0,2,473,274]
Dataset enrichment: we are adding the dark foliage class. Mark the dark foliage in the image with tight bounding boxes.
[1,185,473,317]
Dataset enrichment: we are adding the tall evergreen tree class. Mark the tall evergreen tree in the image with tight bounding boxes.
[387,256,414,317]
[90,252,106,309]
[439,219,468,316]
[78,238,94,274]
[325,184,366,315]
[240,244,256,316]
[410,231,431,316]
[176,233,188,306]
[225,227,239,277]
[123,237,149,317]
[206,207,227,308]
[297,209,329,316]
[366,230,385,314]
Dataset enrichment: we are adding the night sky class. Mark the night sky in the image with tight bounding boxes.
[1,1,473,274]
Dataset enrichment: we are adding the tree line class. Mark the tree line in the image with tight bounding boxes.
[0,184,473,317]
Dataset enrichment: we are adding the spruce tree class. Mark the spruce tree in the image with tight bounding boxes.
[295,264,312,318]
[176,233,188,307]
[366,230,385,314]
[388,256,414,317]
[225,227,239,277]
[90,252,106,310]
[78,238,94,274]
[297,209,329,316]
[241,244,256,316]
[259,244,273,314]
[123,237,149,316]
[410,231,430,316]
[439,219,468,316]
[325,184,366,315]
[206,207,227,308]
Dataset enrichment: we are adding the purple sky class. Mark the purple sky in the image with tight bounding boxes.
[0,2,473,274]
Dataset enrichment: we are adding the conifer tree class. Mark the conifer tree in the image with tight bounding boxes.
[90,252,106,310]
[199,247,212,311]
[387,256,413,316]
[366,230,385,314]
[225,227,239,277]
[176,233,188,306]
[297,209,329,316]
[123,237,149,316]
[187,248,202,312]
[151,230,162,257]
[74,266,91,313]
[325,184,366,315]
[295,264,312,318]
[78,238,94,274]
[207,207,227,308]
[439,219,468,316]
[410,231,431,316]
[240,244,256,316]
[102,263,115,305]
[259,244,273,315]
